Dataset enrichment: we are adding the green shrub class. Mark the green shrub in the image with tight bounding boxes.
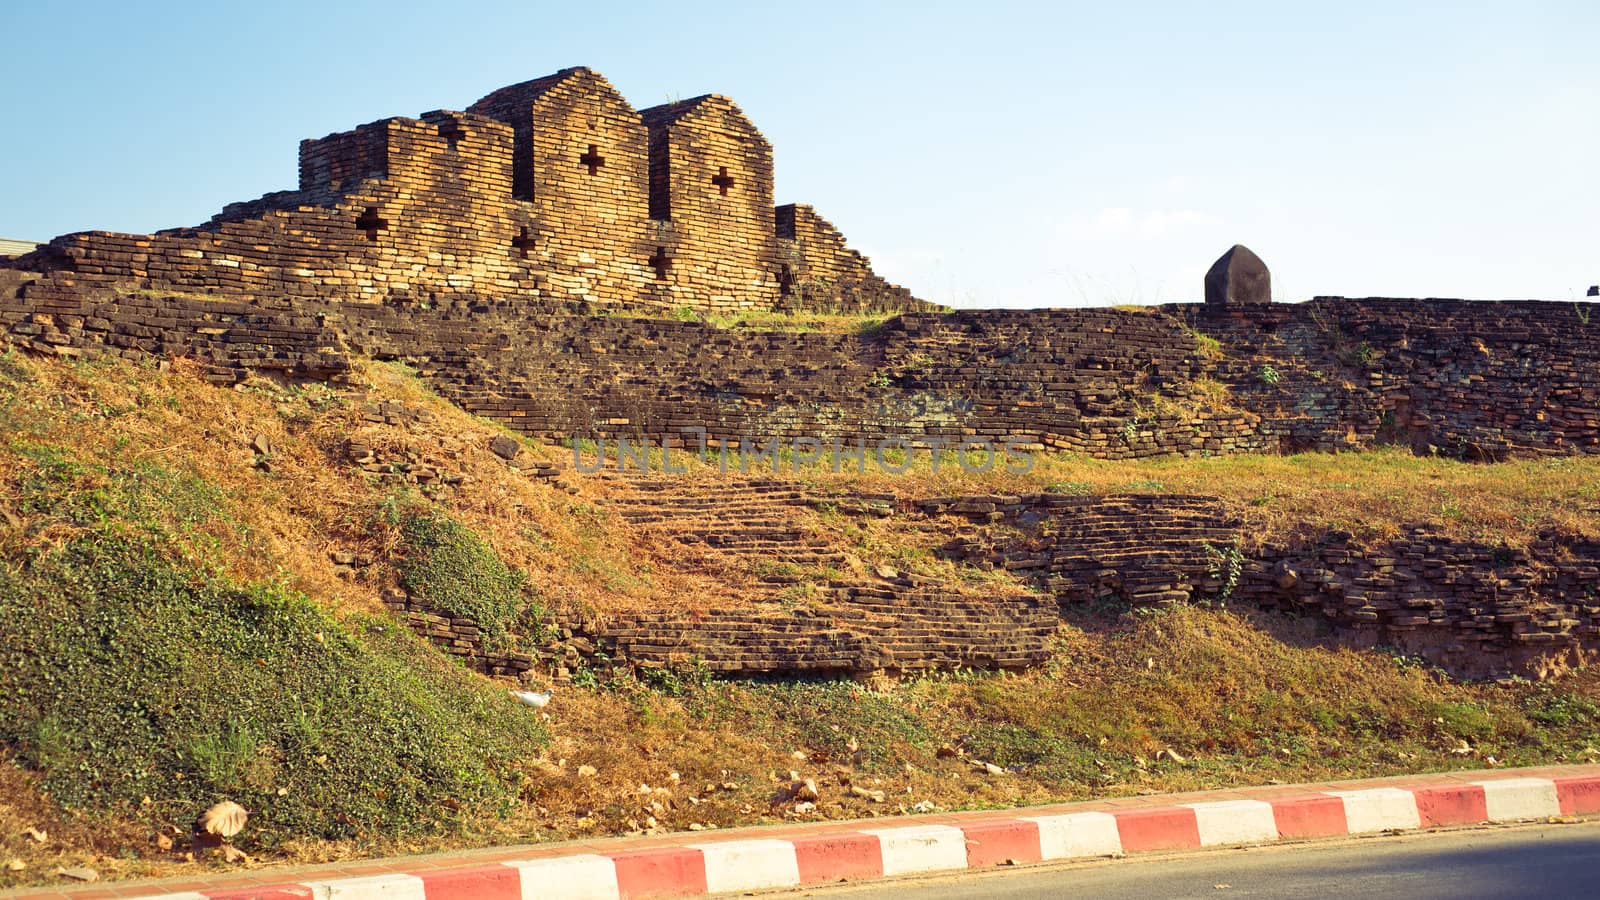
[394,510,540,652]
[0,532,546,848]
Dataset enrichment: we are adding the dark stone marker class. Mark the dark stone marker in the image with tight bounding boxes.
[1588,285,1597,297]
[1204,244,1271,307]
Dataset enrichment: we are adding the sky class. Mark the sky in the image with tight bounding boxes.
[0,1,1595,308]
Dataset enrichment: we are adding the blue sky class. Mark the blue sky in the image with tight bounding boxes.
[1,1,1594,307]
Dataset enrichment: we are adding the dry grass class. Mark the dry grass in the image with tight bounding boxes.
[5,350,1600,888]
[0,353,734,622]
[462,605,1600,844]
[574,441,1600,551]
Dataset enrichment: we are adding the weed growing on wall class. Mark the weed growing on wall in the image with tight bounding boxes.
[390,506,542,653]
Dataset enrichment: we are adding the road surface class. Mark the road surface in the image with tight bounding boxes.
[776,821,1600,899]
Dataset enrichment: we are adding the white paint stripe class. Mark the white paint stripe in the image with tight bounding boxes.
[504,854,621,900]
[1183,799,1280,846]
[1475,777,1561,821]
[693,838,801,892]
[862,824,968,876]
[1328,788,1422,833]
[307,873,427,900]
[1020,811,1124,860]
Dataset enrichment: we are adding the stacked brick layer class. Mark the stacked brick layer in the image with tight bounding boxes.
[9,283,1588,463]
[4,273,1599,678]
[584,476,1056,676]
[3,67,925,315]
[929,493,1600,680]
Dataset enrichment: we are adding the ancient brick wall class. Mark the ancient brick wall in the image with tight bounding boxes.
[6,272,1600,680]
[469,67,655,304]
[551,476,1057,679]
[641,95,781,311]
[2,68,917,315]
[6,277,1599,467]
[776,204,921,313]
[10,111,540,304]
[1177,297,1600,459]
[928,491,1600,680]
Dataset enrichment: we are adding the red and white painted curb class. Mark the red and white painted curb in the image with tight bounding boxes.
[28,771,1600,900]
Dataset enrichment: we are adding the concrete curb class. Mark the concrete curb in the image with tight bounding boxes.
[12,767,1600,900]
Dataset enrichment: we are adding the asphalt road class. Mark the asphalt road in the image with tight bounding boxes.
[776,821,1600,900]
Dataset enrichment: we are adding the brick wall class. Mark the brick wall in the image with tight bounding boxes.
[929,491,1600,680]
[5,275,1600,679]
[641,95,781,311]
[777,204,920,313]
[3,67,919,315]
[469,67,655,305]
[10,111,539,304]
[6,280,1599,465]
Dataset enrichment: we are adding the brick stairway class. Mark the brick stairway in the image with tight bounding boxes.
[575,472,1057,677]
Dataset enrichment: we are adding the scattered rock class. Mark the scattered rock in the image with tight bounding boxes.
[1272,560,1300,590]
[222,845,250,864]
[24,827,46,843]
[4,859,25,872]
[794,778,820,802]
[1156,748,1188,764]
[54,867,98,883]
[250,433,273,456]
[155,833,174,851]
[873,565,899,581]
[577,764,598,778]
[793,801,816,814]
[936,745,962,759]
[195,800,248,839]
[849,785,886,803]
[489,434,522,461]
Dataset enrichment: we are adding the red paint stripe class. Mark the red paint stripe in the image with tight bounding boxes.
[1411,784,1488,827]
[1114,807,1201,852]
[610,847,707,900]
[960,818,1043,868]
[1554,776,1600,816]
[791,832,884,884]
[205,887,316,900]
[418,864,522,900]
[1269,794,1348,839]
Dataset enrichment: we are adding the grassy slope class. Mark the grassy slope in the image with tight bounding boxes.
[1,348,1599,887]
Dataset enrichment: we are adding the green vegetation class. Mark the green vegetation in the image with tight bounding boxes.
[0,508,545,851]
[5,344,1600,887]
[390,504,541,652]
[1176,322,1224,360]
[664,305,889,334]
[551,605,1600,832]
